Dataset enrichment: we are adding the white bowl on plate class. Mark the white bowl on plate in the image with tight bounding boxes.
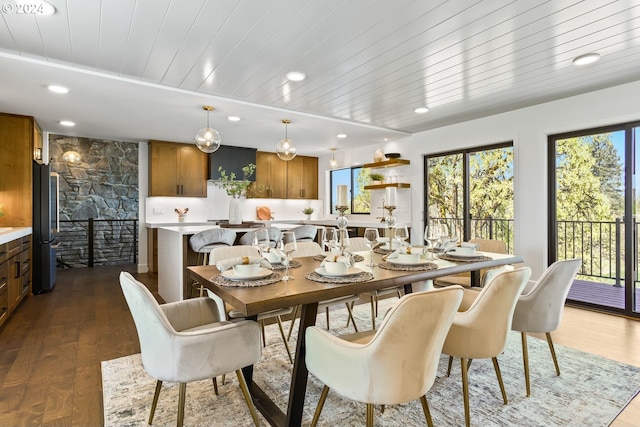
[324,261,349,275]
[233,263,260,276]
[452,246,475,256]
[397,253,421,263]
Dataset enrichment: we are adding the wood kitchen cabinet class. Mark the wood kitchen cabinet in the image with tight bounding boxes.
[253,151,317,199]
[0,112,35,227]
[148,140,208,197]
[0,234,31,328]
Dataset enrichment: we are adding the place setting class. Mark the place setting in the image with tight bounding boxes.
[377,226,439,271]
[211,256,282,287]
[306,254,374,284]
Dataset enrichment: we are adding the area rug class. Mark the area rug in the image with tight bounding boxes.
[102,299,640,426]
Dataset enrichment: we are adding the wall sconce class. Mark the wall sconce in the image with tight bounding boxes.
[62,150,81,163]
[34,147,43,161]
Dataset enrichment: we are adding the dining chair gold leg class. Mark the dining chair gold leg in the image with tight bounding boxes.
[447,355,453,376]
[345,301,356,327]
[420,395,434,427]
[276,315,294,364]
[212,377,219,396]
[148,380,162,425]
[177,382,186,427]
[287,305,300,340]
[460,358,471,427]
[492,357,508,404]
[370,296,377,330]
[311,385,329,427]
[546,332,561,376]
[366,403,375,427]
[325,307,330,329]
[521,332,531,396]
[345,302,359,332]
[235,369,261,427]
[467,358,473,371]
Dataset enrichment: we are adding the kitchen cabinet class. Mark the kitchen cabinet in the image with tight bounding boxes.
[254,151,286,198]
[148,140,208,197]
[0,112,36,227]
[253,151,318,199]
[0,234,31,328]
[363,158,411,190]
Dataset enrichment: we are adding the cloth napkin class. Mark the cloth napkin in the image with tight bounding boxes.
[321,255,351,267]
[216,256,273,272]
[266,248,289,266]
[436,238,458,253]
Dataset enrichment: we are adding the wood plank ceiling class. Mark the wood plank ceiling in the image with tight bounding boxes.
[0,0,639,154]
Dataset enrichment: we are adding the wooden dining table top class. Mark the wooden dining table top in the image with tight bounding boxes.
[187,251,523,317]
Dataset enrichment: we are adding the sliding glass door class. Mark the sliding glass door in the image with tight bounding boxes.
[549,123,640,317]
[425,143,514,252]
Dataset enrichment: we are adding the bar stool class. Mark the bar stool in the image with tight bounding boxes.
[189,228,237,297]
[238,226,281,247]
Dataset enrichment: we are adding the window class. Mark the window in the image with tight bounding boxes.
[330,166,370,214]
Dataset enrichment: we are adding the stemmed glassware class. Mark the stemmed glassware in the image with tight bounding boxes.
[394,225,410,249]
[322,227,338,253]
[424,224,443,260]
[363,227,380,267]
[255,228,271,256]
[279,232,297,281]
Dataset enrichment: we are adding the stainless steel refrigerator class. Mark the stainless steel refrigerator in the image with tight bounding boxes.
[32,161,58,293]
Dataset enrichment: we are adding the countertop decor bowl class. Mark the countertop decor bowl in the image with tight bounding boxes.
[384,152,401,159]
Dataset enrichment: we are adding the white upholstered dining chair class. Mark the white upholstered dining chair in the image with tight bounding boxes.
[305,286,464,427]
[511,258,581,396]
[442,266,530,427]
[287,241,360,337]
[209,245,295,364]
[119,272,261,427]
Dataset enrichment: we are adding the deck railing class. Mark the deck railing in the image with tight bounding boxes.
[430,216,633,285]
[55,218,138,268]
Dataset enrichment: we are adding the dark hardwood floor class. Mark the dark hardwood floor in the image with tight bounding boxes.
[1,265,638,426]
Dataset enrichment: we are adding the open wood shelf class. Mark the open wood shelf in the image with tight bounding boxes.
[364,183,411,190]
[363,158,410,168]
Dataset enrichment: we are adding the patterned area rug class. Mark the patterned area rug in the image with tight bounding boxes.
[102,299,640,426]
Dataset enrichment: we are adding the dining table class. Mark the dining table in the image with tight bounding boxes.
[187,249,523,427]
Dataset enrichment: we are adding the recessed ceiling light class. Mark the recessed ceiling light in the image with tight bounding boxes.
[59,120,75,127]
[286,71,306,82]
[336,133,347,139]
[228,116,241,122]
[414,107,429,114]
[573,53,600,66]
[48,84,69,94]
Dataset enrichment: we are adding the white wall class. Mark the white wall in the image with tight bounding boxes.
[318,80,640,279]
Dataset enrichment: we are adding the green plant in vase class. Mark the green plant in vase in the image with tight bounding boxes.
[215,163,256,198]
[369,173,385,184]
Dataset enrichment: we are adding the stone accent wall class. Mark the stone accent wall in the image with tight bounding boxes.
[49,134,138,267]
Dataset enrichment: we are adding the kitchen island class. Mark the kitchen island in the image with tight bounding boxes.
[156,224,300,303]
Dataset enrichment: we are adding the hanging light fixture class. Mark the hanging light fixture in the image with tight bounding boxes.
[276,119,297,161]
[62,150,81,163]
[195,105,221,153]
[329,147,338,169]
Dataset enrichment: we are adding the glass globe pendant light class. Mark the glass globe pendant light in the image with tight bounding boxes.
[329,147,338,169]
[195,105,221,153]
[276,119,297,161]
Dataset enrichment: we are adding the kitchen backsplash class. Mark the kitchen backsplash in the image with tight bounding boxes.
[144,181,411,225]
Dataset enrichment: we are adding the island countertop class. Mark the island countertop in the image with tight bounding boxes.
[0,227,32,245]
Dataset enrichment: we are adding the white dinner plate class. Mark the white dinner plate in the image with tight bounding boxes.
[315,267,361,278]
[222,267,273,281]
[445,250,480,258]
[388,258,431,266]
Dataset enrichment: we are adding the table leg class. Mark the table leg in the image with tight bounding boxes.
[471,270,481,287]
[285,302,318,426]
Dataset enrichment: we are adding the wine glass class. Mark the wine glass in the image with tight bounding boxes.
[394,225,410,249]
[424,224,443,260]
[322,227,338,253]
[279,232,298,281]
[255,228,271,256]
[363,227,380,267]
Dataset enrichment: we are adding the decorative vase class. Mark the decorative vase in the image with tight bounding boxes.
[178,214,186,223]
[229,197,243,225]
[305,214,312,221]
[373,149,385,162]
